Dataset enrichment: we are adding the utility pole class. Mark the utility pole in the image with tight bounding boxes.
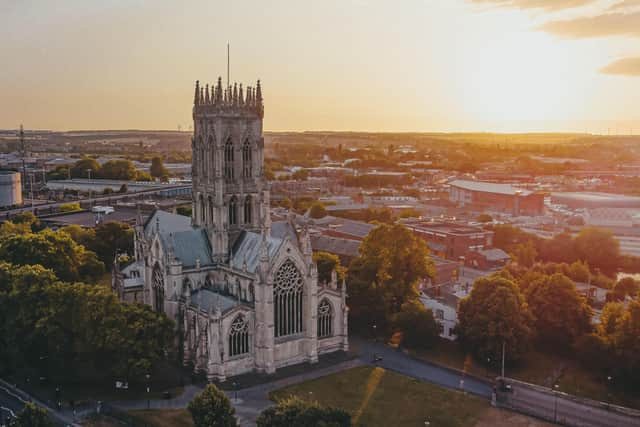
[501,341,506,378]
[19,124,27,192]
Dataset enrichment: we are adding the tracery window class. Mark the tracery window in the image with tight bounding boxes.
[224,138,234,181]
[274,260,304,338]
[244,195,252,224]
[228,315,249,357]
[242,140,252,178]
[228,196,237,226]
[317,298,333,338]
[152,264,164,314]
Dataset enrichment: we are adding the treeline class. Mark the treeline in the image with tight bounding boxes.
[47,156,171,182]
[0,217,173,385]
[490,225,633,277]
[455,267,640,390]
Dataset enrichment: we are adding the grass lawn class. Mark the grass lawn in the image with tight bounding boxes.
[270,366,488,427]
[127,409,194,427]
[411,339,640,410]
[81,410,193,427]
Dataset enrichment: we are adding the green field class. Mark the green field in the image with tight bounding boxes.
[271,366,488,427]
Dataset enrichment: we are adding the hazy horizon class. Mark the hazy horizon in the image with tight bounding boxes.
[2,0,640,134]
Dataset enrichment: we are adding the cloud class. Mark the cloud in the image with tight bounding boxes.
[469,0,598,11]
[608,0,640,11]
[601,57,640,75]
[540,11,640,38]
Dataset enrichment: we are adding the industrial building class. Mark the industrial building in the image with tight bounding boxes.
[0,171,22,207]
[449,179,545,216]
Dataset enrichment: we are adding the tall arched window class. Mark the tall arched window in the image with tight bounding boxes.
[207,135,215,179]
[244,195,252,224]
[228,315,249,357]
[274,260,304,338]
[207,195,214,225]
[242,140,252,178]
[228,196,237,226]
[198,194,204,224]
[224,138,234,181]
[317,299,333,338]
[152,264,164,314]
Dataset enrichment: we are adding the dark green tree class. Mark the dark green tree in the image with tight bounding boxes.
[347,223,434,334]
[150,156,168,178]
[308,202,327,219]
[395,302,440,349]
[9,403,52,427]
[256,396,350,427]
[188,384,237,427]
[70,157,100,179]
[92,221,134,268]
[574,228,620,274]
[313,251,344,285]
[456,273,533,363]
[526,273,592,349]
[100,160,137,180]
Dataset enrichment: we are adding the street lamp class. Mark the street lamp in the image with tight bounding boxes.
[232,381,238,403]
[146,373,151,409]
[486,357,491,378]
[553,384,560,423]
[607,376,613,406]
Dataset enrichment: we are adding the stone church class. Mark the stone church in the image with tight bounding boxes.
[114,77,348,381]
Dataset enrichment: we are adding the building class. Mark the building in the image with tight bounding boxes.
[402,219,493,260]
[113,78,348,381]
[448,180,544,216]
[0,171,22,207]
[464,248,511,270]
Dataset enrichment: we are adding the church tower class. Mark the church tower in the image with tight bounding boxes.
[191,77,269,261]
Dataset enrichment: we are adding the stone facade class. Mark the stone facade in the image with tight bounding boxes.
[113,77,348,381]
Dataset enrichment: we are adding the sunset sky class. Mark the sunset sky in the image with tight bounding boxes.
[1,0,639,133]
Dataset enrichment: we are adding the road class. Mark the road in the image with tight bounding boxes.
[0,386,24,422]
[351,337,493,398]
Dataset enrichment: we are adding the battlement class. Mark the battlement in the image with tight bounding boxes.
[193,77,263,118]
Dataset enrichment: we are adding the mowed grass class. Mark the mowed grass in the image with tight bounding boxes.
[127,409,194,427]
[270,366,488,427]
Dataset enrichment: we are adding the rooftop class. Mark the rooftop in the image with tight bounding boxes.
[449,179,533,196]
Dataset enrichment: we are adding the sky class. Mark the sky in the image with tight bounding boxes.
[1,0,639,133]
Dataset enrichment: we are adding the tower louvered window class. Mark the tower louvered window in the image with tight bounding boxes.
[229,196,237,226]
[274,260,304,338]
[244,195,252,224]
[317,299,333,338]
[242,140,252,178]
[224,139,234,181]
[228,315,249,357]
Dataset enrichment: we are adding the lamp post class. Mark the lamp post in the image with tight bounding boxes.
[145,373,151,409]
[607,376,613,407]
[553,384,560,423]
[232,381,238,403]
[486,357,491,378]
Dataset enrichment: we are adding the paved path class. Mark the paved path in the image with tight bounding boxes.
[111,339,493,426]
[111,359,364,426]
[351,338,494,398]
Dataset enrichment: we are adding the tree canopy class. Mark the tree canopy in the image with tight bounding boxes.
[347,223,434,334]
[313,251,345,285]
[150,156,168,178]
[525,273,592,349]
[256,397,351,427]
[188,384,237,427]
[456,273,533,363]
[8,403,52,427]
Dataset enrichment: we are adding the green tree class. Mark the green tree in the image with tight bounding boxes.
[456,273,533,363]
[11,211,41,231]
[100,160,137,180]
[91,221,134,268]
[9,403,52,427]
[395,302,440,349]
[188,384,237,427]
[574,228,620,274]
[308,202,327,219]
[0,229,105,282]
[613,277,638,299]
[347,223,434,334]
[177,205,192,217]
[567,260,590,283]
[60,224,96,249]
[526,273,592,349]
[119,183,128,193]
[313,251,345,285]
[59,202,81,212]
[150,156,168,178]
[256,396,350,427]
[71,157,100,179]
[513,240,537,268]
[135,170,153,181]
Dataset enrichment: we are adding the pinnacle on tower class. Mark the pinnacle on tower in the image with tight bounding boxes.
[233,83,238,106]
[216,77,223,104]
[256,80,262,105]
[194,80,200,105]
[204,84,210,104]
[238,84,244,106]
